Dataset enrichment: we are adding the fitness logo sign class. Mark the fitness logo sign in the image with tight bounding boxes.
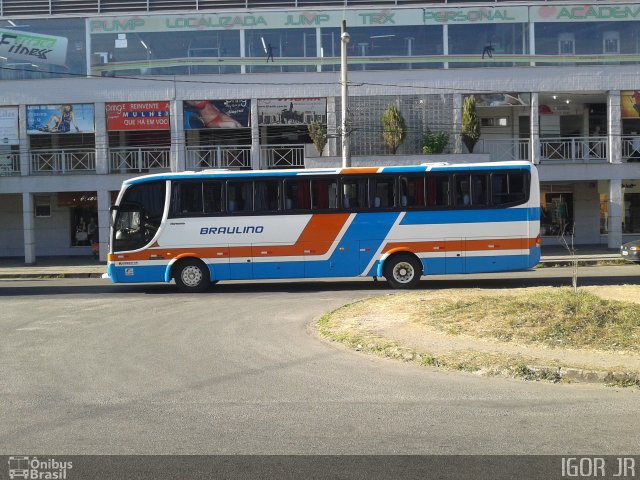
[0,29,68,66]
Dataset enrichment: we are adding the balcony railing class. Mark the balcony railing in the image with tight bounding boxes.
[30,149,96,174]
[186,145,251,170]
[0,153,20,175]
[478,139,530,162]
[539,136,607,163]
[260,144,305,169]
[109,147,170,173]
[621,136,640,162]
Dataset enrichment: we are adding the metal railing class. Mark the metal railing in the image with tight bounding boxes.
[622,136,640,162]
[478,139,530,162]
[260,144,305,169]
[30,149,96,174]
[186,145,251,170]
[0,153,20,175]
[109,147,170,173]
[539,136,607,163]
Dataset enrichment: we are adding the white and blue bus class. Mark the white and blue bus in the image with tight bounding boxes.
[106,161,540,292]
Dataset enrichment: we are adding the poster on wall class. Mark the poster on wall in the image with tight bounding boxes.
[106,101,170,131]
[0,107,19,145]
[0,28,68,66]
[183,100,251,129]
[621,91,640,119]
[258,98,326,126]
[27,104,95,134]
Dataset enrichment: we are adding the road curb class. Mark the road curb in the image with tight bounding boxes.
[0,273,104,279]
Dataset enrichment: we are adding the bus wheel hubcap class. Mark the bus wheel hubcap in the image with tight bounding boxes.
[393,262,414,283]
[182,266,203,287]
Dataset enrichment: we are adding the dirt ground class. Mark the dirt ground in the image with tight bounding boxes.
[325,286,640,375]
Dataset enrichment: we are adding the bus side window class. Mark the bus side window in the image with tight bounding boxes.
[311,179,337,210]
[203,181,223,214]
[454,174,471,206]
[341,177,368,209]
[370,177,394,208]
[174,182,203,215]
[254,180,280,212]
[399,176,425,208]
[227,181,253,213]
[425,174,449,207]
[471,174,489,206]
[491,172,528,206]
[284,179,311,211]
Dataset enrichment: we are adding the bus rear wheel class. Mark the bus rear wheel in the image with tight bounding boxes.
[383,253,422,289]
[174,259,209,293]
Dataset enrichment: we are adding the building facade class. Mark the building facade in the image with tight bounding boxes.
[1,0,639,262]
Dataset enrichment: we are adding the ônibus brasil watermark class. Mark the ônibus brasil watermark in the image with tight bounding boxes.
[8,457,72,480]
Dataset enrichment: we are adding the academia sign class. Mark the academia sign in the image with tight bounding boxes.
[531,4,640,22]
[106,102,170,131]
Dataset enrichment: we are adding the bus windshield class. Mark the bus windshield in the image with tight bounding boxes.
[112,181,166,252]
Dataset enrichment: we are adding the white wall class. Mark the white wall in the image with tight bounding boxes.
[573,182,602,244]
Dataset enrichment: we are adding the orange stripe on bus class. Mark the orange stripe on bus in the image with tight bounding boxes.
[340,168,379,175]
[383,237,538,254]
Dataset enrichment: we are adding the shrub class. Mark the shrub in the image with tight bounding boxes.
[422,130,450,154]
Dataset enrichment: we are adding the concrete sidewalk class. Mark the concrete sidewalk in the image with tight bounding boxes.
[0,245,622,279]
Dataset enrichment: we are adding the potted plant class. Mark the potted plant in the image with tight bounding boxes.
[381,105,406,154]
[422,130,450,154]
[461,95,481,153]
[307,121,327,156]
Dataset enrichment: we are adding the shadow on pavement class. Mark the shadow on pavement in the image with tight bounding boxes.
[0,273,638,297]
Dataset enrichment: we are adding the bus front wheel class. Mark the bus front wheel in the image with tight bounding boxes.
[383,254,423,289]
[174,259,210,293]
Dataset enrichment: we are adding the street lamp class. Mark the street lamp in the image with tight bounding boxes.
[340,20,351,168]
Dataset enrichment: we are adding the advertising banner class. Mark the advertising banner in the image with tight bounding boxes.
[0,107,19,145]
[184,100,251,129]
[530,4,640,22]
[106,102,170,131]
[423,6,528,25]
[89,9,424,33]
[0,28,68,65]
[27,104,95,134]
[258,98,326,126]
[621,91,640,119]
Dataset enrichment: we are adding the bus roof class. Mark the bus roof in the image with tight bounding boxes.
[122,161,534,186]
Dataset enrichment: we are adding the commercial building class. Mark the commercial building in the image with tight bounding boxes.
[0,0,639,262]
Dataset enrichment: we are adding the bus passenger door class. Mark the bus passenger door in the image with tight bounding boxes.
[445,238,465,274]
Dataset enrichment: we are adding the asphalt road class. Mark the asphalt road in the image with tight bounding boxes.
[0,265,639,455]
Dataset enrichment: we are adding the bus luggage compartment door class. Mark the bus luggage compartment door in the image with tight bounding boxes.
[445,238,465,274]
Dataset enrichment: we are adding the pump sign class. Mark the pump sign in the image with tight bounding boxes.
[106,102,170,131]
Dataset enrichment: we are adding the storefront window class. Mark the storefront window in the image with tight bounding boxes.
[448,23,528,68]
[623,181,640,233]
[534,21,640,65]
[541,191,574,237]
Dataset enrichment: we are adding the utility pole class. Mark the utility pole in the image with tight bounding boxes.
[340,20,351,168]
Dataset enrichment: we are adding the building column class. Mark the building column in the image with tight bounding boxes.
[18,104,29,176]
[95,102,109,174]
[442,24,449,70]
[530,93,540,164]
[22,192,35,264]
[608,91,622,164]
[250,98,260,170]
[608,179,623,248]
[452,94,462,154]
[170,100,185,172]
[327,96,338,157]
[97,189,110,262]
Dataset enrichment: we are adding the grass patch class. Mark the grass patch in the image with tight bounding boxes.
[417,288,640,352]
